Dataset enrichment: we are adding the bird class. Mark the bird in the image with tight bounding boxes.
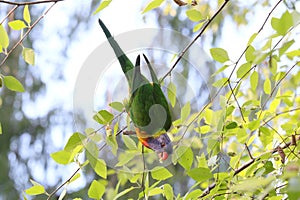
[98,19,173,161]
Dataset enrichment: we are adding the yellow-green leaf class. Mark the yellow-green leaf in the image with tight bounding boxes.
[187,167,212,182]
[151,166,173,180]
[94,159,107,179]
[88,180,105,200]
[25,185,45,195]
[245,45,255,62]
[142,0,164,14]
[64,132,85,151]
[109,101,124,112]
[250,71,258,91]
[236,62,251,78]
[0,24,9,49]
[69,173,81,183]
[3,76,25,92]
[212,77,228,88]
[51,150,72,165]
[186,9,202,22]
[271,11,293,35]
[8,20,27,30]
[210,48,229,63]
[0,123,2,134]
[148,187,164,196]
[23,5,31,25]
[93,0,112,14]
[163,184,174,200]
[263,78,271,94]
[93,110,114,125]
[247,33,257,45]
[181,101,190,122]
[22,48,35,65]
[167,82,176,107]
[178,147,193,170]
[286,49,300,59]
[122,134,137,150]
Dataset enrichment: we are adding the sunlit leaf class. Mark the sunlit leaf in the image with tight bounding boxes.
[23,5,31,25]
[25,182,45,196]
[113,186,136,200]
[88,153,107,179]
[93,110,114,125]
[210,48,229,63]
[8,20,27,30]
[0,24,9,48]
[167,82,176,107]
[181,101,190,122]
[263,78,271,94]
[142,0,164,14]
[236,62,251,78]
[247,33,257,45]
[271,11,293,35]
[88,180,105,200]
[93,0,112,14]
[186,9,202,22]
[22,48,35,65]
[148,187,164,196]
[64,132,85,151]
[115,152,135,167]
[185,189,202,199]
[279,40,294,57]
[151,166,173,180]
[177,146,193,170]
[193,20,206,32]
[58,188,67,200]
[122,134,137,150]
[69,173,81,183]
[245,45,255,62]
[212,77,228,88]
[3,76,25,92]
[0,123,2,134]
[163,184,173,200]
[109,101,124,112]
[51,150,72,165]
[286,50,300,59]
[250,71,258,91]
[187,167,212,182]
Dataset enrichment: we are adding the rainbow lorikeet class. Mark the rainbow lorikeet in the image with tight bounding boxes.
[98,19,173,160]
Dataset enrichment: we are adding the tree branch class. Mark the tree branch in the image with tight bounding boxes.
[0,0,64,6]
[161,0,230,81]
[0,1,60,68]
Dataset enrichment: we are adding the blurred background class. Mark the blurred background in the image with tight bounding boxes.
[0,0,299,199]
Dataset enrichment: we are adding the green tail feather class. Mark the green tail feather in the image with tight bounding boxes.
[98,19,134,84]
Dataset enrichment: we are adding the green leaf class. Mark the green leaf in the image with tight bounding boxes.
[93,110,114,125]
[245,45,255,62]
[93,0,112,14]
[109,101,124,112]
[96,159,107,178]
[3,76,25,92]
[69,173,81,183]
[286,49,300,59]
[212,65,228,77]
[151,166,173,180]
[51,150,72,165]
[22,48,35,65]
[247,33,257,45]
[23,5,31,25]
[236,62,251,78]
[212,77,228,88]
[167,82,176,107]
[178,147,193,170]
[185,189,202,200]
[210,48,229,63]
[163,184,173,200]
[193,20,205,32]
[279,40,294,57]
[148,187,164,196]
[113,186,136,200]
[25,185,45,195]
[64,132,86,151]
[122,134,137,150]
[186,9,202,22]
[250,71,258,91]
[115,152,135,167]
[0,123,2,134]
[142,0,164,14]
[187,167,212,182]
[236,128,248,144]
[263,78,271,94]
[271,11,293,35]
[8,20,27,30]
[88,180,105,200]
[181,101,190,122]
[0,24,9,49]
[226,121,238,129]
[248,120,260,131]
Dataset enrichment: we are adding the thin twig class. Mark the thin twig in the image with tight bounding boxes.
[0,5,17,25]
[47,167,80,200]
[161,0,230,81]
[228,81,245,122]
[0,1,59,68]
[0,0,64,6]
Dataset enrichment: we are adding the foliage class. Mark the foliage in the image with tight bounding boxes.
[1,0,300,199]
